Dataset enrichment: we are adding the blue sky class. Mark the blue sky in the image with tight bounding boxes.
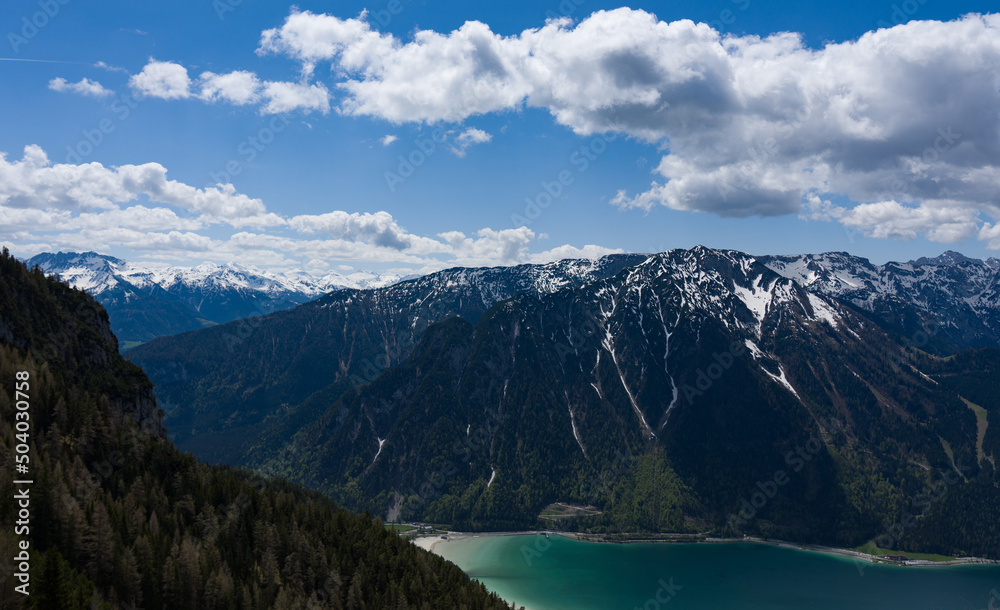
[1,0,999,273]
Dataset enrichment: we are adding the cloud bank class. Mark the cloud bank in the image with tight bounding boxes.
[52,8,1000,251]
[251,8,1000,247]
[0,145,618,269]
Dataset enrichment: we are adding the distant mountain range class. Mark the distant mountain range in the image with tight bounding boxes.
[26,251,406,347]
[127,246,1000,558]
[761,250,1000,354]
[127,252,649,461]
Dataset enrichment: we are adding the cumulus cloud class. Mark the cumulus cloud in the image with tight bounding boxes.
[527,244,625,263]
[252,8,1000,248]
[48,77,113,98]
[198,70,262,105]
[129,59,192,99]
[0,145,266,221]
[127,60,329,115]
[804,197,983,243]
[380,134,398,146]
[449,127,492,157]
[437,227,536,265]
[980,223,1000,249]
[259,80,331,114]
[289,210,418,250]
[0,145,613,268]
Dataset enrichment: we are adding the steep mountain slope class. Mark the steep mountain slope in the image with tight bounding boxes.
[0,248,519,609]
[761,251,1000,354]
[261,247,999,553]
[27,252,403,347]
[127,253,650,464]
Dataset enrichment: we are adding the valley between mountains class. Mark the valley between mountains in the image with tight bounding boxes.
[124,246,1000,558]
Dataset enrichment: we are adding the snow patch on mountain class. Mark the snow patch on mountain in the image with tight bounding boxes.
[29,251,403,298]
[765,365,800,399]
[807,294,840,328]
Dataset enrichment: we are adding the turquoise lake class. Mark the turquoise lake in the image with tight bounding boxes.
[434,535,1000,609]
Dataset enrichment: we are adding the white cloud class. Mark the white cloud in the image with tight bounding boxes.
[48,77,113,98]
[0,145,265,221]
[127,60,329,114]
[257,9,395,77]
[810,199,983,243]
[257,11,531,123]
[438,227,536,265]
[94,61,129,74]
[259,80,330,114]
[980,223,1000,249]
[48,229,215,253]
[527,244,625,263]
[0,145,617,268]
[289,210,419,250]
[381,134,398,146]
[450,127,492,157]
[129,59,192,99]
[198,70,261,105]
[253,9,1000,246]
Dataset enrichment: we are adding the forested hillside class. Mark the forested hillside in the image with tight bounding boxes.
[244,249,1000,556]
[0,249,520,609]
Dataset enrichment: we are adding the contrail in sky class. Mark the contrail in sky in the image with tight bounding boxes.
[0,57,88,64]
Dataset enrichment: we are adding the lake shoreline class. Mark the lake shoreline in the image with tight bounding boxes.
[412,530,1000,568]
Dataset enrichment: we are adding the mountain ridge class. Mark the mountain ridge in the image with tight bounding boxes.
[26,251,406,346]
[257,246,999,556]
[760,250,1000,353]
[128,245,1000,557]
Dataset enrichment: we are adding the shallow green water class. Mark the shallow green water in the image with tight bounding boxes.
[435,535,1000,609]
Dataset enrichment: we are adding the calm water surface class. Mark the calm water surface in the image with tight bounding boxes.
[435,535,1000,609]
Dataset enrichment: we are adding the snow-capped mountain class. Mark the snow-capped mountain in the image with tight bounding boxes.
[128,245,999,549]
[27,252,404,346]
[761,250,1000,353]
